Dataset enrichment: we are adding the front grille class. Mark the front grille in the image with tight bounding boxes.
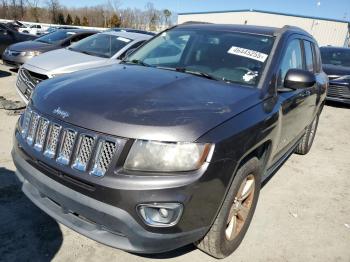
[72,135,95,172]
[20,108,124,177]
[327,85,350,98]
[91,141,117,177]
[57,129,77,165]
[44,124,61,159]
[34,118,49,152]
[17,69,49,100]
[26,112,40,145]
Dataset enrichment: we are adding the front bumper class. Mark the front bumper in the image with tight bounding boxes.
[12,146,210,253]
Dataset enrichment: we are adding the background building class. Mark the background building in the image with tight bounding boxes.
[178,9,350,47]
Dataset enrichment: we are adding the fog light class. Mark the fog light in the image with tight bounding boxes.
[137,203,183,227]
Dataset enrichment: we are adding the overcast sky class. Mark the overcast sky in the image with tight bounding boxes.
[58,0,350,21]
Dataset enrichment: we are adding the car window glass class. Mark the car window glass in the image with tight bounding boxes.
[142,33,190,65]
[278,39,303,86]
[320,48,350,67]
[313,44,322,72]
[304,41,314,72]
[36,30,76,45]
[69,33,131,58]
[128,30,275,87]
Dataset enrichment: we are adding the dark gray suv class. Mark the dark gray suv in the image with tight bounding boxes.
[12,24,327,258]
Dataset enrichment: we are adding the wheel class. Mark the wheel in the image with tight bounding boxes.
[195,157,262,258]
[295,113,319,155]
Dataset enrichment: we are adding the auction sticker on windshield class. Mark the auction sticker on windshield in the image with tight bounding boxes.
[117,37,131,43]
[228,46,268,62]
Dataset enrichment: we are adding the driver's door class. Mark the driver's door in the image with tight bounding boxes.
[274,37,316,158]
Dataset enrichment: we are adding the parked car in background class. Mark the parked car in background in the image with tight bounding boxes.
[16,31,152,103]
[2,29,99,68]
[0,23,37,58]
[12,24,327,258]
[320,46,350,104]
[42,26,78,35]
[18,23,47,35]
[108,27,156,36]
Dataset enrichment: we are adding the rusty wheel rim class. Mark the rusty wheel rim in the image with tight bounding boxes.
[225,174,255,241]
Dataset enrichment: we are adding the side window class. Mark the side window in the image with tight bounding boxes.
[313,44,322,72]
[304,41,314,72]
[278,39,303,86]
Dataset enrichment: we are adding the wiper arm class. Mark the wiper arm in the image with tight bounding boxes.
[124,59,153,67]
[175,67,220,81]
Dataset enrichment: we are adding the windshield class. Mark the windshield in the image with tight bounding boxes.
[320,48,350,67]
[126,29,275,86]
[36,30,76,44]
[68,33,132,58]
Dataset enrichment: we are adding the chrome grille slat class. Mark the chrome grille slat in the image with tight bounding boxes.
[26,112,40,146]
[44,124,62,159]
[90,140,117,177]
[21,108,32,138]
[34,118,49,152]
[72,135,95,172]
[57,129,77,165]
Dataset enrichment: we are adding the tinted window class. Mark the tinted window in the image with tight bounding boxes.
[127,30,275,87]
[320,48,350,67]
[313,44,322,72]
[304,41,314,72]
[36,30,77,44]
[278,39,303,85]
[69,33,132,58]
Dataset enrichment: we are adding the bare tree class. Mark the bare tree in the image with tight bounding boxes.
[46,0,60,23]
[27,0,40,22]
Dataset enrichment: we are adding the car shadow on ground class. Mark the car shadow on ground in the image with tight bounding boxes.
[0,167,63,262]
[0,70,11,78]
[325,101,350,109]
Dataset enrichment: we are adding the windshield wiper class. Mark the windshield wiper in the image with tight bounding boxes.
[175,67,220,81]
[124,59,153,67]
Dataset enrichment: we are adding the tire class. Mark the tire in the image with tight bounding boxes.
[295,113,319,155]
[195,157,262,259]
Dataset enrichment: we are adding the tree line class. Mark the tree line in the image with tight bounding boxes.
[0,0,175,30]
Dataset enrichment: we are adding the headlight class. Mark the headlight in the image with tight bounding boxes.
[22,51,41,56]
[124,140,212,172]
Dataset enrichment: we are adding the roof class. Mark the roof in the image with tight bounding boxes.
[178,9,350,24]
[176,23,310,37]
[107,28,156,36]
[101,30,153,40]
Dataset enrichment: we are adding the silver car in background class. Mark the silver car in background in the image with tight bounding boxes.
[16,31,153,103]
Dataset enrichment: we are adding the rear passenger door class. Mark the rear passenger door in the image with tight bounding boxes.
[275,37,317,156]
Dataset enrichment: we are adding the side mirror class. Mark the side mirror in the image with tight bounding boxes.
[284,69,316,89]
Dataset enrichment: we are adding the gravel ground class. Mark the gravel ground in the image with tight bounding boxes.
[0,63,349,262]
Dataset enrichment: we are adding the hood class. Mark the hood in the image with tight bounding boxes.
[322,64,350,79]
[16,32,37,41]
[31,64,261,142]
[8,40,57,52]
[26,49,109,74]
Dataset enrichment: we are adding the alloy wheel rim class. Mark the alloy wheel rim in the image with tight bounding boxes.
[225,174,255,241]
